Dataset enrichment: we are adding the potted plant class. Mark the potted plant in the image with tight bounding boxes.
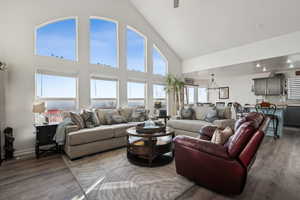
[165,74,185,115]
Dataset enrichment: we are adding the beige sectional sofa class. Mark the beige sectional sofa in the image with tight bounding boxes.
[63,108,146,159]
[64,122,142,159]
[167,106,235,138]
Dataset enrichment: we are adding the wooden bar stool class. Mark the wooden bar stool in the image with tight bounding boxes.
[255,102,279,139]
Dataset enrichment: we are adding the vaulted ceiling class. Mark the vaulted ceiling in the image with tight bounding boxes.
[130,0,300,60]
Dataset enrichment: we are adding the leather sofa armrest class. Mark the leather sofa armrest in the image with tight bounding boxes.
[199,125,217,139]
[213,119,236,129]
[65,125,79,134]
[174,135,230,159]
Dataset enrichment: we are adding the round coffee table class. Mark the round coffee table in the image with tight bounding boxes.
[126,127,175,167]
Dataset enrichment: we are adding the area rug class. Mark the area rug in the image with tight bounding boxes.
[63,148,194,200]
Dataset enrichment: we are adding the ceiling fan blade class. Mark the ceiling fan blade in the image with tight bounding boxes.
[174,0,179,8]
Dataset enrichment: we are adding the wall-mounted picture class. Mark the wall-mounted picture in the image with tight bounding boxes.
[219,87,229,99]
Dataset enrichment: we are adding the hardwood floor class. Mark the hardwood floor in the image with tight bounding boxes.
[0,127,299,200]
[0,155,86,200]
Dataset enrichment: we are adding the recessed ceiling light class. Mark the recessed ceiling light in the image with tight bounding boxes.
[256,63,261,68]
[262,67,267,72]
[287,59,292,64]
[289,64,295,68]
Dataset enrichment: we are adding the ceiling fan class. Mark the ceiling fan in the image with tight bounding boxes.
[174,0,179,8]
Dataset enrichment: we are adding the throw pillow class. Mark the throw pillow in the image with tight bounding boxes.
[180,108,194,119]
[119,108,134,122]
[111,114,127,124]
[204,108,218,122]
[131,109,149,122]
[70,112,85,129]
[193,106,211,120]
[81,110,99,128]
[211,126,234,145]
[104,110,120,125]
[223,106,232,119]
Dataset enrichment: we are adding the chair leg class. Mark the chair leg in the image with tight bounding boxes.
[272,118,279,139]
[275,118,279,139]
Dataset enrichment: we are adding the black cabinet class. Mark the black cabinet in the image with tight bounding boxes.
[284,106,300,127]
[253,75,284,96]
[34,123,59,158]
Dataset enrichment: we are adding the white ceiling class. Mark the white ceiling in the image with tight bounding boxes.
[184,53,300,79]
[130,0,300,60]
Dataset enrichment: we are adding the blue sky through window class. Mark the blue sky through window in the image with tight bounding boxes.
[36,74,76,98]
[36,19,76,61]
[153,47,167,76]
[91,79,117,99]
[128,82,145,99]
[90,19,117,67]
[127,28,145,72]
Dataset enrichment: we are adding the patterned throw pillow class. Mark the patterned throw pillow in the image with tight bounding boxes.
[119,108,134,122]
[81,110,99,128]
[204,108,218,122]
[111,115,127,124]
[105,110,120,125]
[70,112,85,129]
[211,126,234,145]
[180,108,194,119]
[131,109,149,122]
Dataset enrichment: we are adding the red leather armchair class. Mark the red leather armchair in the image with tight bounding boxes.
[174,112,270,195]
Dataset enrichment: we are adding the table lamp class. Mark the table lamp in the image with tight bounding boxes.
[32,101,46,125]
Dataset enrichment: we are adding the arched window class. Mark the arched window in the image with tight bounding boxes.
[35,18,77,61]
[90,17,118,67]
[153,45,167,76]
[126,27,146,72]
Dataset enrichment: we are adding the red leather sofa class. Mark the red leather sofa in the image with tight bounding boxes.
[173,112,270,195]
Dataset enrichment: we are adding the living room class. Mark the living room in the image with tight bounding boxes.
[0,0,300,199]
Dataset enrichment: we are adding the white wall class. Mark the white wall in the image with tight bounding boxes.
[208,70,300,105]
[0,0,182,155]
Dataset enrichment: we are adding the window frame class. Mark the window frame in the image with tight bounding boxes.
[35,70,79,110]
[184,86,196,105]
[197,87,208,103]
[89,16,119,68]
[34,16,79,62]
[153,83,167,110]
[90,76,119,109]
[126,26,147,73]
[127,80,147,108]
[152,45,168,76]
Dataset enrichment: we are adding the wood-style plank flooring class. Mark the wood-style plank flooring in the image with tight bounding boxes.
[0,127,299,200]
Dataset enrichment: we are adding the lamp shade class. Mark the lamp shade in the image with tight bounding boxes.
[32,101,46,113]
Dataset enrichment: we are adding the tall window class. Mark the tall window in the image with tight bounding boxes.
[90,78,118,108]
[198,88,208,103]
[127,81,146,108]
[90,18,117,67]
[126,27,146,72]
[153,84,167,109]
[184,87,195,105]
[36,18,77,61]
[153,46,167,76]
[36,72,77,122]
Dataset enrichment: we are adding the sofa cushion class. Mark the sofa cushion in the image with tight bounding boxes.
[113,122,142,137]
[68,126,115,146]
[119,108,134,122]
[216,106,232,119]
[193,106,212,120]
[131,109,149,122]
[180,107,195,119]
[225,121,256,158]
[168,119,212,133]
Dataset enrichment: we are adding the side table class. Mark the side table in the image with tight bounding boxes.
[34,123,61,158]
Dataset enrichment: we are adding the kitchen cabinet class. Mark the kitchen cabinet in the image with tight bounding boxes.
[284,106,300,127]
[253,75,284,96]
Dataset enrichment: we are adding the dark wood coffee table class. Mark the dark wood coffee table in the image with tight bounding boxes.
[126,127,175,167]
